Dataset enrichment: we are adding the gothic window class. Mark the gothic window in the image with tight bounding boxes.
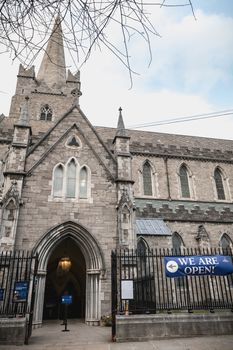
[143,161,152,196]
[172,232,185,288]
[79,166,88,198]
[53,165,64,197]
[52,159,91,200]
[172,232,184,254]
[179,164,190,198]
[137,238,148,266]
[40,104,53,121]
[214,168,225,200]
[220,234,233,286]
[66,159,77,198]
[137,238,147,255]
[220,234,232,252]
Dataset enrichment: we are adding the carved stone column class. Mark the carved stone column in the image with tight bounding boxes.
[33,270,47,328]
[85,269,101,326]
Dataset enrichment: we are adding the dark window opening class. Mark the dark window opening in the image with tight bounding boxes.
[180,165,190,198]
[67,136,80,148]
[40,104,53,121]
[143,162,152,196]
[214,168,225,200]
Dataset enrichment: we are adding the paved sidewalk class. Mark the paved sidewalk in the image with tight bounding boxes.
[1,319,233,350]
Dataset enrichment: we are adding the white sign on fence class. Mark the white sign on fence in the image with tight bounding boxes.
[121,280,134,300]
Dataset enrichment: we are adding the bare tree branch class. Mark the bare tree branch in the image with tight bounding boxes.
[0,0,195,82]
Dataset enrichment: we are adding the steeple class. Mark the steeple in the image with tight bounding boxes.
[37,17,66,88]
[116,107,127,137]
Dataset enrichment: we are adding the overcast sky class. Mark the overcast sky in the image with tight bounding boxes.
[0,0,233,140]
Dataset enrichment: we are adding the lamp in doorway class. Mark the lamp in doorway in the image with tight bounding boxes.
[58,256,72,272]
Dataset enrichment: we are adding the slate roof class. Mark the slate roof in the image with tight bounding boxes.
[135,218,172,236]
[95,126,233,161]
[1,115,233,161]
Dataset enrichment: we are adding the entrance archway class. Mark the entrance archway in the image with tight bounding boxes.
[43,237,86,320]
[32,221,105,327]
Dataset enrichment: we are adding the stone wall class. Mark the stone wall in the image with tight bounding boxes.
[132,155,233,202]
[115,313,233,342]
[0,317,27,345]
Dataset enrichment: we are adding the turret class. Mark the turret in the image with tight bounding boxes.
[0,97,30,250]
[113,108,136,249]
[113,107,131,181]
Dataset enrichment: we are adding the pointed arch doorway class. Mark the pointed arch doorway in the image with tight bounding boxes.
[32,221,105,327]
[43,237,86,320]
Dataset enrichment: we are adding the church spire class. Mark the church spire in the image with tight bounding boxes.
[37,17,66,88]
[116,107,127,137]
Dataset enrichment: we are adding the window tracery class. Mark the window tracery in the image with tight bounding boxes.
[52,159,91,200]
[40,104,53,121]
[65,135,82,151]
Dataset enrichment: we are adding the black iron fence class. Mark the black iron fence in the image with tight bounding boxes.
[112,247,233,322]
[0,250,38,318]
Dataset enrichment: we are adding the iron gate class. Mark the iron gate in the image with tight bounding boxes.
[0,250,38,342]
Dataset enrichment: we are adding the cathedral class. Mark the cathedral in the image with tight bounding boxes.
[0,18,233,328]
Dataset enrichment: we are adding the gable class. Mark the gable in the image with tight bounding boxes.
[25,105,116,180]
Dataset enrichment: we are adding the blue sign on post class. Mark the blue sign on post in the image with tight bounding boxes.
[0,289,4,301]
[164,255,233,278]
[61,295,72,304]
[13,281,28,302]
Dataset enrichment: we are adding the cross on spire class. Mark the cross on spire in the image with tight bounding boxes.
[116,107,127,137]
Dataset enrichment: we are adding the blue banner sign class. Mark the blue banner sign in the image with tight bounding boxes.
[61,295,72,305]
[0,289,4,301]
[164,255,233,278]
[13,281,28,302]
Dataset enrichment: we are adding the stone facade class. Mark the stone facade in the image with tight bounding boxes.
[0,19,233,327]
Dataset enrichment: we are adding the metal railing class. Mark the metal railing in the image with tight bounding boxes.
[111,247,233,318]
[0,250,38,318]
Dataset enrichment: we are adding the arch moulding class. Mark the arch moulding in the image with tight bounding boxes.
[32,221,105,327]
